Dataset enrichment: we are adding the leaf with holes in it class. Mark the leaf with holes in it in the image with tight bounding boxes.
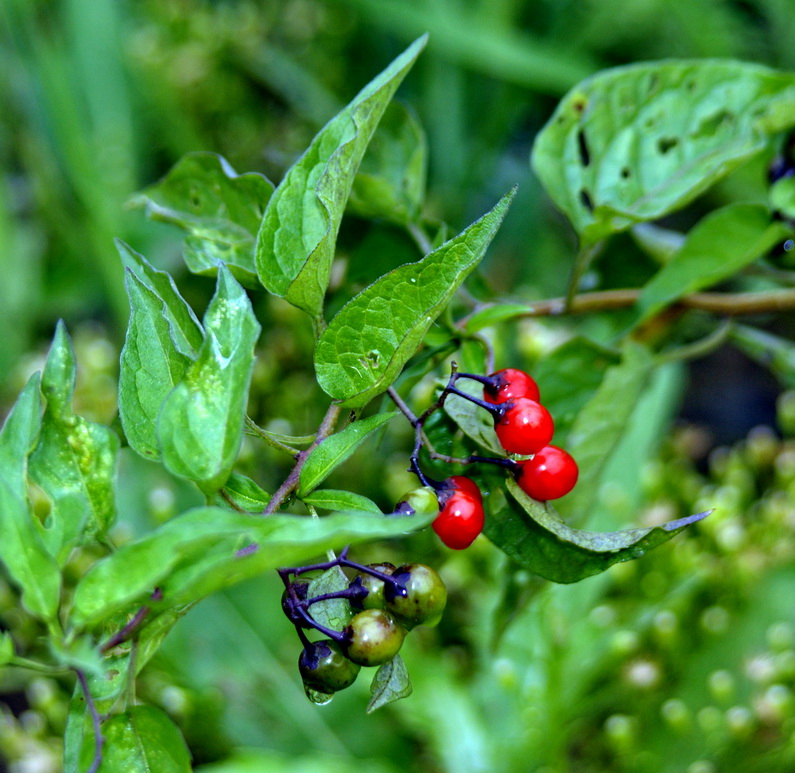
[130,152,274,287]
[157,266,260,494]
[532,60,795,245]
[314,189,515,409]
[484,478,711,584]
[635,204,791,325]
[29,322,120,549]
[255,36,427,322]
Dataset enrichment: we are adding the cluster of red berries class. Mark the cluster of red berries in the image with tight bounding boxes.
[486,368,579,502]
[407,368,579,551]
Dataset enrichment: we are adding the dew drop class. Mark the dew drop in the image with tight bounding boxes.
[305,686,335,705]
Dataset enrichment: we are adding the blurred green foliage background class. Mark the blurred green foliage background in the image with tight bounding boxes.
[3,1,795,771]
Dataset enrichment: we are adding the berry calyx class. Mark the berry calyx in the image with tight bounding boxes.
[445,475,482,502]
[341,609,406,667]
[516,445,579,500]
[384,563,447,628]
[433,480,484,550]
[349,562,397,610]
[298,639,360,692]
[483,368,540,405]
[494,397,555,456]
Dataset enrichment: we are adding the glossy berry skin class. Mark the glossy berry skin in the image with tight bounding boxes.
[483,368,540,405]
[495,398,554,456]
[445,475,482,502]
[394,486,438,516]
[342,609,406,667]
[299,639,360,692]
[432,486,484,550]
[349,562,396,610]
[384,563,448,628]
[516,445,579,500]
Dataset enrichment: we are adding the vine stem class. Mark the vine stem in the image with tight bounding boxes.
[456,286,795,326]
[262,402,343,515]
[76,669,103,773]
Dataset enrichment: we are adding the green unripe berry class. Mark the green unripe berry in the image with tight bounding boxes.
[342,609,406,667]
[384,563,447,629]
[349,562,396,610]
[395,486,439,516]
[298,639,360,692]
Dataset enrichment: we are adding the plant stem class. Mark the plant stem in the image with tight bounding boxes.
[262,402,343,515]
[76,669,103,773]
[460,286,795,321]
[407,221,434,255]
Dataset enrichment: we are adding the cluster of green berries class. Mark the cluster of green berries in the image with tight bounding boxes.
[401,368,579,551]
[282,558,447,697]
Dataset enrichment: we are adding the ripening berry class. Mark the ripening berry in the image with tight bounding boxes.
[432,478,484,550]
[483,368,540,405]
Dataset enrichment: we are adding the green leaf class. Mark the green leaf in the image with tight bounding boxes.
[347,101,427,225]
[460,303,530,334]
[29,322,119,546]
[302,489,382,513]
[212,472,270,512]
[770,175,795,219]
[70,507,434,627]
[298,412,397,496]
[484,478,710,583]
[315,189,515,408]
[157,266,261,493]
[0,374,60,621]
[532,337,621,444]
[0,372,42,497]
[443,379,503,455]
[729,325,795,388]
[130,152,275,287]
[532,60,795,244]
[0,632,13,665]
[255,36,427,321]
[562,341,655,524]
[119,271,195,460]
[630,223,686,264]
[117,241,204,357]
[49,634,105,677]
[79,705,191,773]
[367,654,412,713]
[635,204,790,324]
[307,566,354,631]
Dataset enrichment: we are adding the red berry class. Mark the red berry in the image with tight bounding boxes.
[516,445,579,500]
[432,486,484,550]
[446,475,482,502]
[494,398,554,455]
[483,368,540,405]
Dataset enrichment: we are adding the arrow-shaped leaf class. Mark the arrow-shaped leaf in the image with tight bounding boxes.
[255,36,427,322]
[484,478,710,584]
[314,189,515,408]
